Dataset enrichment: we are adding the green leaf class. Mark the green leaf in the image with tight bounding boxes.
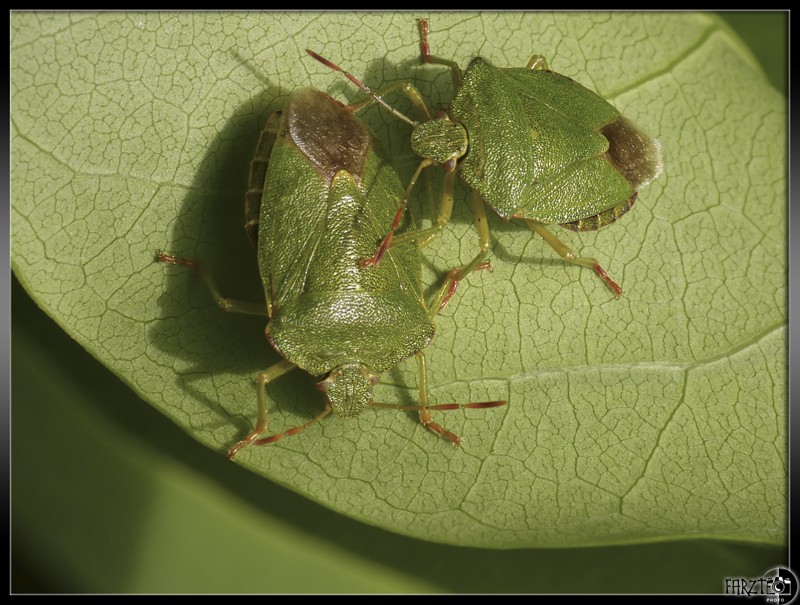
[11,11,786,552]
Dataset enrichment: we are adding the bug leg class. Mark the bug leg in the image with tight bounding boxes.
[370,351,507,445]
[365,152,465,266]
[522,220,624,297]
[250,405,332,448]
[156,252,270,315]
[526,54,549,70]
[360,158,437,267]
[227,359,297,460]
[417,18,463,91]
[428,188,493,314]
[375,176,490,314]
[415,351,462,446]
[389,164,456,253]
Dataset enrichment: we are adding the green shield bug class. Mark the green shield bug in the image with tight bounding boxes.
[157,87,505,460]
[308,19,663,297]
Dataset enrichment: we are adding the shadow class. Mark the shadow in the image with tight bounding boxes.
[147,55,307,445]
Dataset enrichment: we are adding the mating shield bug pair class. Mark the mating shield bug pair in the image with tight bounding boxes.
[158,19,662,459]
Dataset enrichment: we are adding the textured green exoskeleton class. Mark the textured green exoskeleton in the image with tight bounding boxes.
[158,87,504,460]
[309,20,663,296]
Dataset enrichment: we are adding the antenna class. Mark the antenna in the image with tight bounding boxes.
[306,49,419,128]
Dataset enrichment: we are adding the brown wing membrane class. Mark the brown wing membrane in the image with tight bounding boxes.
[601,115,663,190]
[287,88,372,184]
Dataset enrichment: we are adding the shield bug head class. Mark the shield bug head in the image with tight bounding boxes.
[158,86,506,460]
[317,364,378,417]
[308,20,663,297]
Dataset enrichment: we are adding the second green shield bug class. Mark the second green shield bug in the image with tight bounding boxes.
[308,19,663,296]
[158,87,505,460]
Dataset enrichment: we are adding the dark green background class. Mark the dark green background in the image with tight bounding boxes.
[11,11,788,594]
[716,11,787,96]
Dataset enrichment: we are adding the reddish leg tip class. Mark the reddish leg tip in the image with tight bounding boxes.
[592,264,623,298]
[418,19,431,61]
[253,433,284,446]
[437,292,456,313]
[464,400,507,409]
[421,417,462,447]
[360,230,395,269]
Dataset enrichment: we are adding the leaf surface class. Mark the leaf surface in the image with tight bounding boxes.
[11,12,786,548]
